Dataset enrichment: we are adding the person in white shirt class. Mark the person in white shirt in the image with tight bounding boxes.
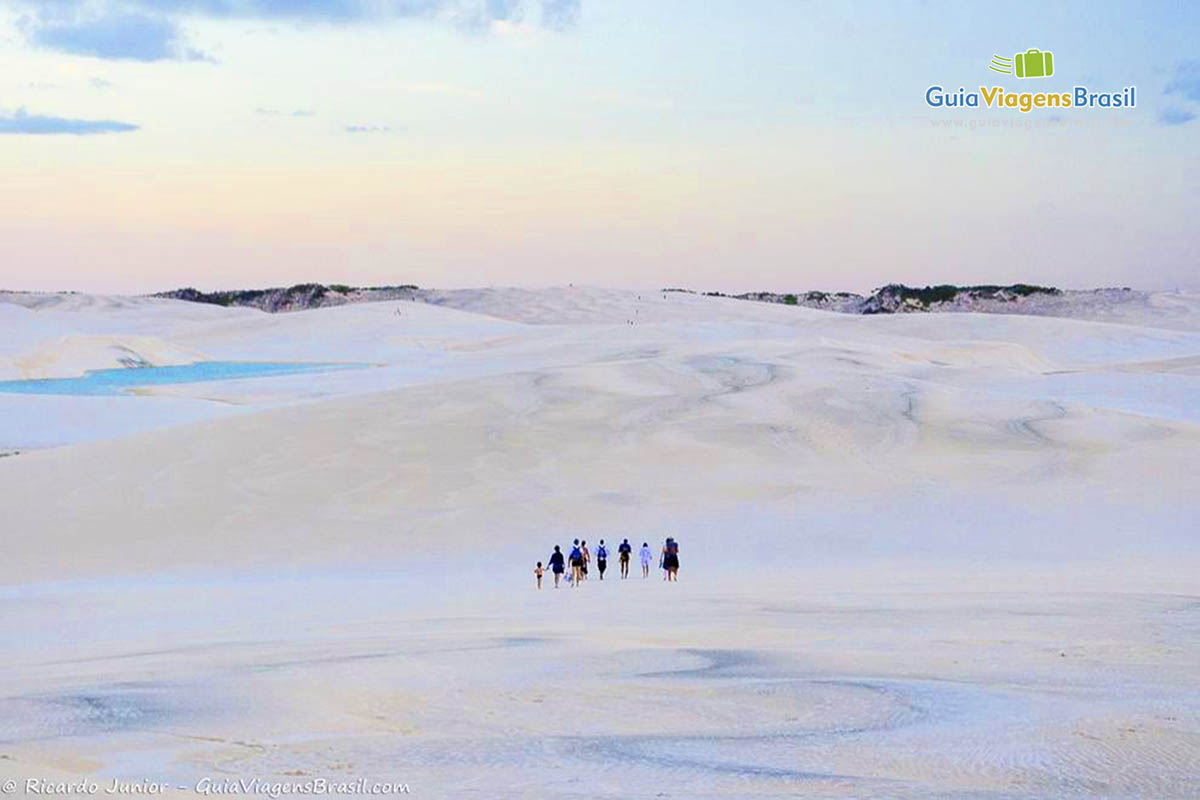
[639,542,653,578]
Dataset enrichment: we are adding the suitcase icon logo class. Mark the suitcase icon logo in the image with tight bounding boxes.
[989,49,1054,79]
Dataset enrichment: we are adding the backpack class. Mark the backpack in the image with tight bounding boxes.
[570,546,582,561]
[597,545,607,559]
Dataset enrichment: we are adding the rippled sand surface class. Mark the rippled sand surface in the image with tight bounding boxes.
[1,288,1198,797]
[3,576,1198,798]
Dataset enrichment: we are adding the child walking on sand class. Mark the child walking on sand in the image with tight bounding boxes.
[640,542,652,578]
[534,561,544,589]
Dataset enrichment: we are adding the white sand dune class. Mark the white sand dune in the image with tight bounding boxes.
[1,287,1198,798]
[0,293,255,380]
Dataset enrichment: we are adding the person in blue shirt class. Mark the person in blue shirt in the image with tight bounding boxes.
[618,538,632,579]
[596,540,609,580]
[547,546,565,588]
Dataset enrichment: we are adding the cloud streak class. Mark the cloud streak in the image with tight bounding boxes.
[540,0,580,31]
[256,107,316,117]
[20,9,211,62]
[1160,61,1199,126]
[0,108,139,135]
[1164,61,1200,103]
[344,124,395,133]
[14,0,580,59]
[69,1,580,26]
[1159,107,1196,126]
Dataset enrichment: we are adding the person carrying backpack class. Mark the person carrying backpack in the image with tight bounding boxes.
[568,539,583,587]
[596,540,609,580]
[618,539,632,579]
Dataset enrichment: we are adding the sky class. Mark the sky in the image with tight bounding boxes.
[0,0,1197,294]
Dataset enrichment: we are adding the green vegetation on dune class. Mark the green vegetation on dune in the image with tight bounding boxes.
[151,281,1062,316]
[156,284,328,307]
[879,283,1060,305]
[154,283,421,312]
[664,283,1062,315]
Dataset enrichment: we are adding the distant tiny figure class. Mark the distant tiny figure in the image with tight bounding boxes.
[581,540,590,580]
[534,561,544,589]
[596,540,608,580]
[618,538,632,579]
[569,539,583,587]
[640,542,652,578]
[663,537,680,582]
[548,546,565,587]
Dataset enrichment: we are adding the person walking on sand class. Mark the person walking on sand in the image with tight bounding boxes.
[548,546,565,588]
[580,540,590,581]
[618,538,632,579]
[568,539,583,587]
[534,561,544,589]
[663,537,680,582]
[596,540,609,580]
[639,542,652,578]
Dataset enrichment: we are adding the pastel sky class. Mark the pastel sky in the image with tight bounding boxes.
[0,0,1197,294]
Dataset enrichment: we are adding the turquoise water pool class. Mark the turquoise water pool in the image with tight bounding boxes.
[0,362,367,396]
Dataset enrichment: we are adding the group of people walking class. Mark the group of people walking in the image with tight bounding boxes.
[536,537,680,588]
